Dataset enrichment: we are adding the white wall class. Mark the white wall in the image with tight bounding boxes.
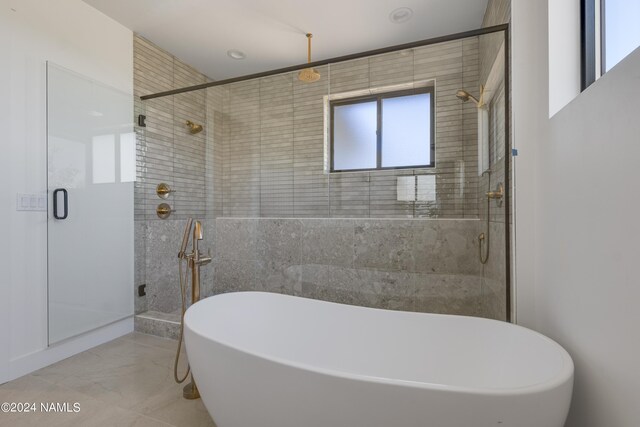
[511,0,549,327]
[0,0,12,383]
[0,0,133,383]
[513,0,640,425]
[544,48,640,427]
[548,0,581,116]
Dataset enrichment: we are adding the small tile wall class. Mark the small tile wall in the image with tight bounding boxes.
[206,38,481,219]
[133,35,215,314]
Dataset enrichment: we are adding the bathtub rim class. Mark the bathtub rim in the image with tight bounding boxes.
[184,291,574,397]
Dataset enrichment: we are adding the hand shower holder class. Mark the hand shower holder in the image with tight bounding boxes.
[486,183,504,207]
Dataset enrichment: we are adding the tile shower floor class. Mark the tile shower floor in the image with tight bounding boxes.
[0,333,216,426]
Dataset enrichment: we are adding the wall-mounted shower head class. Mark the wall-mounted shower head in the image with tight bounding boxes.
[455,89,480,105]
[186,120,203,134]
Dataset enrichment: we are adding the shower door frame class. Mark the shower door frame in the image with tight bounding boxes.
[46,62,135,345]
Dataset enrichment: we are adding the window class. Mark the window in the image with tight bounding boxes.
[602,0,640,72]
[581,0,640,89]
[330,87,434,172]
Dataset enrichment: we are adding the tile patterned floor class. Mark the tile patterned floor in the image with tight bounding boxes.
[0,333,216,426]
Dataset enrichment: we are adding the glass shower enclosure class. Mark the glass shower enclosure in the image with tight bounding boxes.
[133,25,511,333]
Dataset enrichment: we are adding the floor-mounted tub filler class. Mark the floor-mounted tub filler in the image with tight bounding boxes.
[184,292,573,427]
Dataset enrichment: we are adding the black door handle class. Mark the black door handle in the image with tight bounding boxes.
[53,188,68,220]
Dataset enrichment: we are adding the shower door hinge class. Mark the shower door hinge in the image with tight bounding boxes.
[138,284,146,297]
[137,114,147,127]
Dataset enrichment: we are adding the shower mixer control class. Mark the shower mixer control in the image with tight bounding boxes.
[187,249,212,268]
[156,183,174,199]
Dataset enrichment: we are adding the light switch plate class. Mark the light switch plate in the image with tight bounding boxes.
[16,193,47,211]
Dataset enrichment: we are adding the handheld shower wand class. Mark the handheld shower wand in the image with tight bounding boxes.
[178,218,193,260]
[189,221,208,308]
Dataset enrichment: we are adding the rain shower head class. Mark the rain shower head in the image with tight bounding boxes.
[298,33,320,83]
[298,67,321,83]
[455,89,480,105]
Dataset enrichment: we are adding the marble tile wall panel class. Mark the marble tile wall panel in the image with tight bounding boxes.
[200,218,216,298]
[213,218,491,317]
[352,219,480,275]
[141,218,215,314]
[144,219,184,313]
[134,221,147,314]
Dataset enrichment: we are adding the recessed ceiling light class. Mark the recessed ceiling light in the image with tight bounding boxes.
[227,49,246,60]
[389,7,413,24]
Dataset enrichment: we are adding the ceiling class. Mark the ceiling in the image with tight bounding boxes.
[84,0,489,82]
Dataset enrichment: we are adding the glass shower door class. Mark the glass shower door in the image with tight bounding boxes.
[47,63,134,344]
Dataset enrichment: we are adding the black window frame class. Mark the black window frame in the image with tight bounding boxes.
[582,0,627,90]
[329,86,435,173]
[600,0,608,75]
[580,0,598,90]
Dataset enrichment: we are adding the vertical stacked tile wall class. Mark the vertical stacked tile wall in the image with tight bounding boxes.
[134,35,214,314]
[207,39,481,219]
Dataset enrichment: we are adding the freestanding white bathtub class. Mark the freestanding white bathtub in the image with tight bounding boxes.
[184,292,573,427]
